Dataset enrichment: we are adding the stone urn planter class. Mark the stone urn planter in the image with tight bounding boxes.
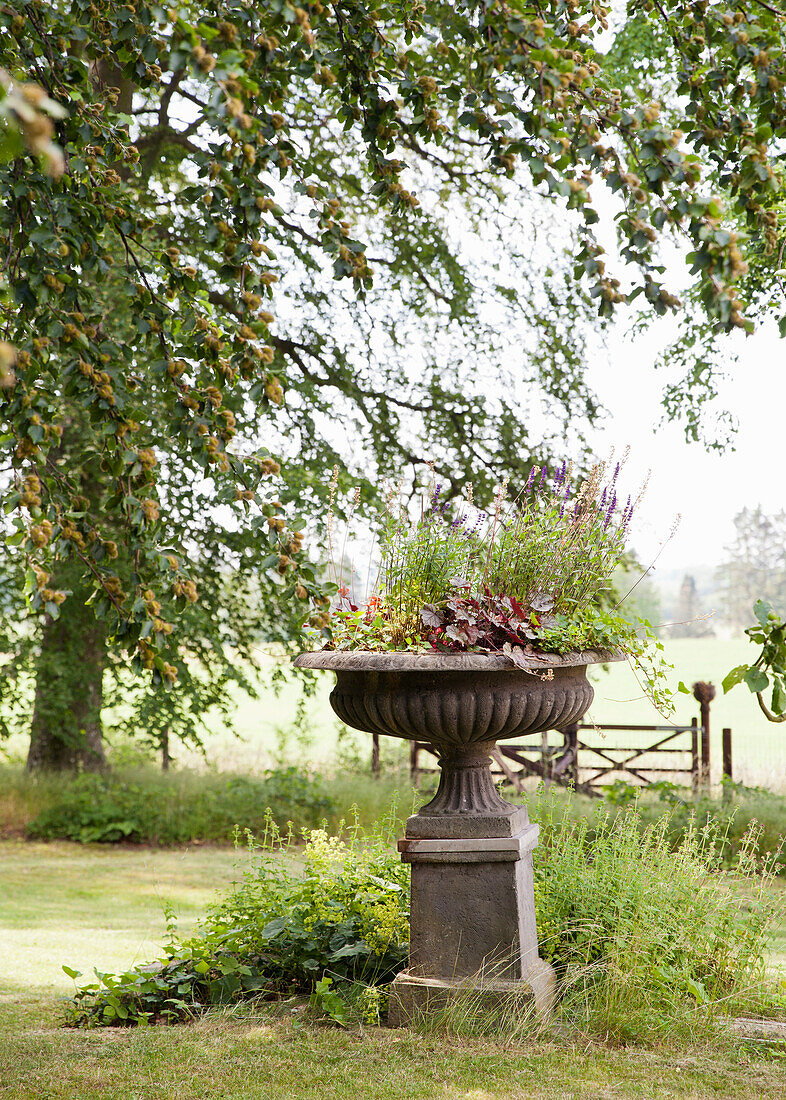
[293,648,618,1025]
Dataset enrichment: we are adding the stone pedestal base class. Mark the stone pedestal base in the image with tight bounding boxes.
[400,823,541,982]
[390,786,555,1028]
[388,962,556,1028]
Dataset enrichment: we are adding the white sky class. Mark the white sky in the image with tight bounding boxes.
[584,315,785,575]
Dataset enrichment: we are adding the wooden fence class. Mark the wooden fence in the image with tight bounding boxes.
[372,682,732,796]
[401,717,732,797]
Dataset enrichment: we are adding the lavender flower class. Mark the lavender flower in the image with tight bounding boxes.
[430,483,442,512]
[602,490,617,530]
[539,465,548,489]
[554,460,566,488]
[620,495,633,535]
[525,467,537,492]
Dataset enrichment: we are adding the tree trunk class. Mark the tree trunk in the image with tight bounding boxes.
[26,564,108,773]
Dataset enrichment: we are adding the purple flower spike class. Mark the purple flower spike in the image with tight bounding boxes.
[603,490,617,530]
[554,460,566,487]
[430,483,442,512]
[611,462,621,486]
[620,496,633,534]
[539,465,548,488]
[525,467,537,492]
[599,487,607,509]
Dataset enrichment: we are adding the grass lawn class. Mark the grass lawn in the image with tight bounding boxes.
[4,999,786,1100]
[2,842,786,1100]
[0,841,252,994]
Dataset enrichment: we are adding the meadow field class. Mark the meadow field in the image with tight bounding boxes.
[148,637,786,790]
[1,637,781,790]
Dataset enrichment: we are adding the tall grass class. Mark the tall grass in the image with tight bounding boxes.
[533,796,784,1043]
[0,763,414,845]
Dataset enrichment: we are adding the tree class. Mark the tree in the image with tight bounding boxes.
[669,573,713,638]
[4,1,786,766]
[717,508,786,632]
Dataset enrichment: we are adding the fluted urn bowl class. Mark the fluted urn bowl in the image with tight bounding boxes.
[293,649,614,745]
[293,649,619,834]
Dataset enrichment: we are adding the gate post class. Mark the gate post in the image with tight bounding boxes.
[690,718,699,794]
[722,727,732,799]
[562,723,579,789]
[692,682,715,790]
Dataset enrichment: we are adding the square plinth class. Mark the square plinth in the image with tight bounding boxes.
[404,805,529,839]
[400,825,540,983]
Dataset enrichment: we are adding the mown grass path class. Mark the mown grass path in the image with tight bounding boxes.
[0,841,250,993]
[2,841,786,1099]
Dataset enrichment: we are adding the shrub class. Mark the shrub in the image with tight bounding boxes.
[64,809,408,1027]
[26,766,335,845]
[64,799,785,1040]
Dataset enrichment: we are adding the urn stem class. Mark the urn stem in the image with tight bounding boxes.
[418,741,514,817]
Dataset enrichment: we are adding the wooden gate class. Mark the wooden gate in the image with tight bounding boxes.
[405,719,732,797]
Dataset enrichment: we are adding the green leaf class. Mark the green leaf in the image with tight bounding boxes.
[62,965,82,979]
[772,679,786,717]
[743,667,769,694]
[721,665,748,694]
[754,600,773,628]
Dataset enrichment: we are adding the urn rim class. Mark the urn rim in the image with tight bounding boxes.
[292,648,622,672]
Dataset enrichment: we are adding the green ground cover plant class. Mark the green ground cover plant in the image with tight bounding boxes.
[62,798,786,1043]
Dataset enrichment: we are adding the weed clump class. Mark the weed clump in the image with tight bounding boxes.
[533,795,784,1043]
